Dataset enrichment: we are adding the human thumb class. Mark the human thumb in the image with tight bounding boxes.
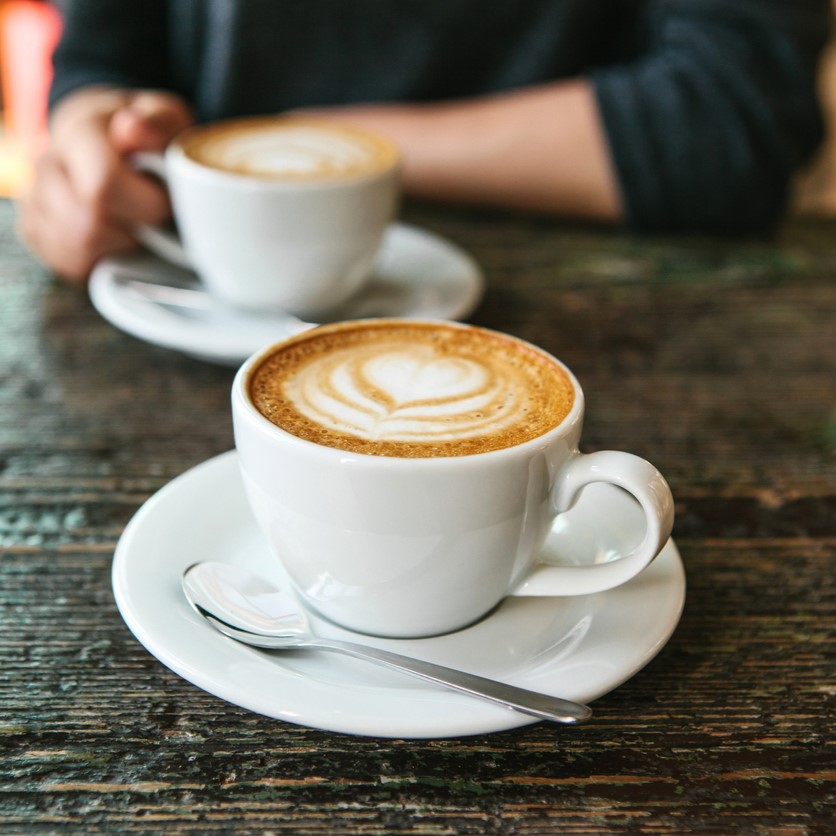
[109,91,194,155]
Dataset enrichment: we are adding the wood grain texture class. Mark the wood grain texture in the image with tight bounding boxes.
[1,200,833,833]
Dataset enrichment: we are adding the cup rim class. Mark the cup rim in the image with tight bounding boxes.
[232,318,585,466]
[166,116,402,190]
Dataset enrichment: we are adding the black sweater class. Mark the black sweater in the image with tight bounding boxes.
[50,0,830,234]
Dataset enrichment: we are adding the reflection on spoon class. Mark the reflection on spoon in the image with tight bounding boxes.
[182,561,593,725]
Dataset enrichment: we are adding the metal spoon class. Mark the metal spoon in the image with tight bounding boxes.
[113,272,389,325]
[113,272,315,329]
[182,561,592,725]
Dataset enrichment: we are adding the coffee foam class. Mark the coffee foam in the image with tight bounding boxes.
[179,118,399,180]
[248,321,575,458]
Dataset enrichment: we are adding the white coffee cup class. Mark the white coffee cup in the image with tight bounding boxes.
[232,319,675,638]
[132,116,401,319]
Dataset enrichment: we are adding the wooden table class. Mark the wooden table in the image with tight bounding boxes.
[1,197,833,832]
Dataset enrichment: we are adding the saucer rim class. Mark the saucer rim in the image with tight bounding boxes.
[112,451,686,738]
[89,222,485,366]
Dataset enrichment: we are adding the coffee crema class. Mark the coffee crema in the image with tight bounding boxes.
[177,117,399,181]
[247,321,575,458]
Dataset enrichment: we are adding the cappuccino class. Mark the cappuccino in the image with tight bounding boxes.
[133,117,400,317]
[248,320,575,457]
[178,116,400,181]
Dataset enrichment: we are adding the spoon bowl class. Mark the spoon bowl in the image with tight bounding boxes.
[182,561,592,725]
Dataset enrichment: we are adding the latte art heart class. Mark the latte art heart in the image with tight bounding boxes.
[288,347,519,442]
[249,321,576,457]
[363,353,487,407]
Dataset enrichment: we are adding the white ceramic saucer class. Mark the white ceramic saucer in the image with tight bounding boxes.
[112,451,685,739]
[89,223,484,366]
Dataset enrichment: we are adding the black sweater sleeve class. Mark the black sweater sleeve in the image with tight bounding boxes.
[49,0,828,235]
[49,0,170,108]
[592,0,829,234]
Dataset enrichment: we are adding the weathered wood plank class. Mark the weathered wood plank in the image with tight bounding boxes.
[1,199,833,832]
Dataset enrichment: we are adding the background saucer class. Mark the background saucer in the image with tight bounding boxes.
[112,452,686,738]
[90,223,484,366]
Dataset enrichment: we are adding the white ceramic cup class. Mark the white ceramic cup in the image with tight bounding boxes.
[132,117,400,319]
[232,320,675,638]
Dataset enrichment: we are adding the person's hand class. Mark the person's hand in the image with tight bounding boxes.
[17,87,194,283]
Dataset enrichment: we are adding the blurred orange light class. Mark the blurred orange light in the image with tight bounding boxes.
[0,0,62,196]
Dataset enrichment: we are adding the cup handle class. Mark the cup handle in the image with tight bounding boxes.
[130,151,193,270]
[512,450,674,596]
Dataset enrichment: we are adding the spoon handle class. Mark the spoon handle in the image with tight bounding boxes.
[309,637,592,725]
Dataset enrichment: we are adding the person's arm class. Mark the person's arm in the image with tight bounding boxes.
[310,79,623,223]
[590,0,829,234]
[309,0,829,235]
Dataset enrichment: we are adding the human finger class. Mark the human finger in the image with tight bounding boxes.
[57,112,172,229]
[18,151,136,283]
[109,90,194,155]
[103,91,195,225]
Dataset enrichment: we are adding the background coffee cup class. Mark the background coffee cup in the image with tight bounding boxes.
[131,117,401,319]
[232,319,675,638]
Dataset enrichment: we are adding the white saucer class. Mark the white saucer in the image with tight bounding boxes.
[112,451,685,739]
[89,223,484,366]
